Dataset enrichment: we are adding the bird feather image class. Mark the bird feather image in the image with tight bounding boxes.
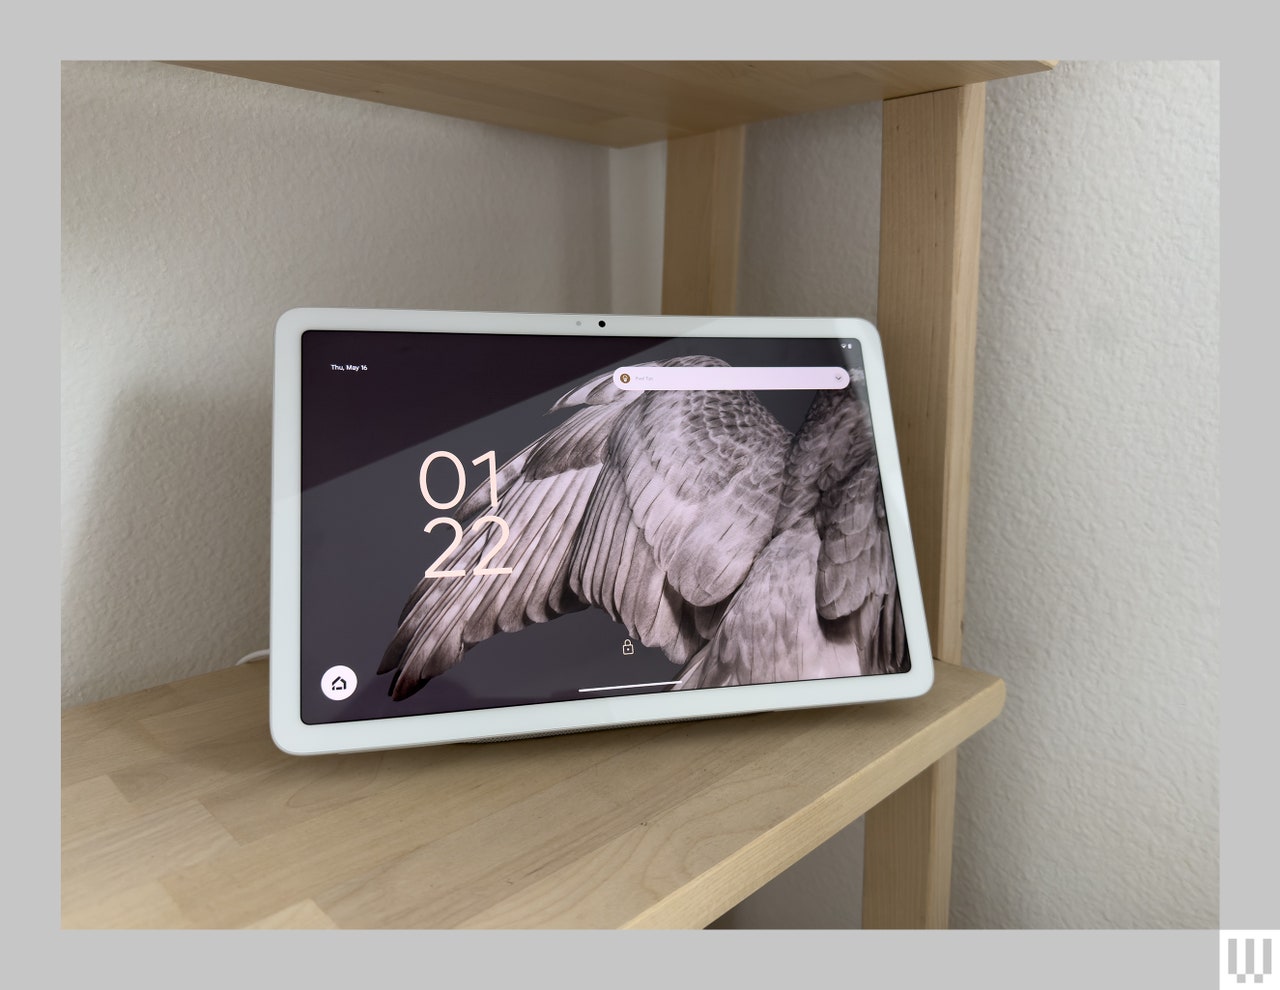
[378,356,907,700]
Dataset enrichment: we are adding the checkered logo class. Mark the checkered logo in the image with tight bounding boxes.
[1224,933,1277,986]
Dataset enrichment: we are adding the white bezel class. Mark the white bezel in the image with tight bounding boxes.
[270,308,934,755]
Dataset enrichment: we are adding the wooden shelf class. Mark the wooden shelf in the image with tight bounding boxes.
[62,660,1004,929]
[165,60,1053,147]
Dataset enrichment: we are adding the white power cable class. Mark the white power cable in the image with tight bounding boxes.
[235,649,270,666]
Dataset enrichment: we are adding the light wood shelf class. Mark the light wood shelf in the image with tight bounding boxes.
[165,60,1053,147]
[62,660,1004,929]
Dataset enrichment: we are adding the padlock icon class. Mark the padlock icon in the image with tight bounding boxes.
[621,639,634,656]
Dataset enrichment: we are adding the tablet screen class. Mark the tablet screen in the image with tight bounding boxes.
[299,329,909,725]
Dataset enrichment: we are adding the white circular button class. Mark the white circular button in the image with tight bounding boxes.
[321,665,357,701]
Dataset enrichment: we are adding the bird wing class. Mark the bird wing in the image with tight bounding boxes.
[674,524,840,689]
[378,373,645,700]
[814,459,906,674]
[811,389,907,675]
[675,383,906,688]
[567,380,792,662]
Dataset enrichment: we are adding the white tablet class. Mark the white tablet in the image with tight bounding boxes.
[270,308,933,755]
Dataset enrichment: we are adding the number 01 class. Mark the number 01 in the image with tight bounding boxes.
[419,450,500,511]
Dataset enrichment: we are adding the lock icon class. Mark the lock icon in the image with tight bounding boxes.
[621,639,635,656]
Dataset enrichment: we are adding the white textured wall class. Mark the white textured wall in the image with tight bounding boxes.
[715,60,1219,930]
[956,59,1218,930]
[61,61,611,707]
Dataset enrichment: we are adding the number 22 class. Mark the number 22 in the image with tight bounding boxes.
[424,515,513,579]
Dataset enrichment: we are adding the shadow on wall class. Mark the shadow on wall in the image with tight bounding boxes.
[62,384,272,708]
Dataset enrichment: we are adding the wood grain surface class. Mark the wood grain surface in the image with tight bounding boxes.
[661,126,746,316]
[875,83,987,667]
[62,661,1004,929]
[860,83,987,929]
[163,61,1052,147]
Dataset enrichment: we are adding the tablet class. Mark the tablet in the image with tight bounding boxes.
[270,308,933,755]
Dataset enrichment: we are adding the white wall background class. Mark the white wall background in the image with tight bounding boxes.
[61,60,1218,930]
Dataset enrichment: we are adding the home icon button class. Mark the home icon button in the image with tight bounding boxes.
[321,665,357,701]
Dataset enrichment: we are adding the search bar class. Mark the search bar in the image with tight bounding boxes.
[614,366,850,392]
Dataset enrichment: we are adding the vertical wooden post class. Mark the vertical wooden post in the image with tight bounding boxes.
[661,126,746,315]
[862,83,985,929]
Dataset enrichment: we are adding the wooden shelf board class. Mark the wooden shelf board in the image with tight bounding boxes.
[163,60,1054,146]
[62,660,1004,929]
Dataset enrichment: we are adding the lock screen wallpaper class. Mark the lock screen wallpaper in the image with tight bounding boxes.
[299,329,908,725]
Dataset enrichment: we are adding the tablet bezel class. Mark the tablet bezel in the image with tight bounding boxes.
[270,308,933,755]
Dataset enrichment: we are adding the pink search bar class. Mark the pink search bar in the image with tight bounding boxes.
[613,366,850,391]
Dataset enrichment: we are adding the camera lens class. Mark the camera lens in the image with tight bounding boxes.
[598,320,606,328]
